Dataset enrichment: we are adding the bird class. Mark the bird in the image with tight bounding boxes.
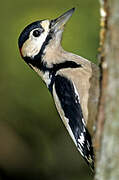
[18,8,99,171]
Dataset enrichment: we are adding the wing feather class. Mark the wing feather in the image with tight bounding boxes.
[53,74,94,170]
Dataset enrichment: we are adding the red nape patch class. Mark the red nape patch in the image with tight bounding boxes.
[19,48,23,57]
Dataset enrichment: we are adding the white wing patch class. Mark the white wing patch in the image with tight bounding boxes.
[78,133,85,146]
[77,133,85,157]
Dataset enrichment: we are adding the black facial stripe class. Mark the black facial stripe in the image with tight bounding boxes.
[54,75,94,169]
[33,21,54,61]
[38,33,53,60]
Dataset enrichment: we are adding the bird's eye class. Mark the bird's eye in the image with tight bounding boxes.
[33,30,41,37]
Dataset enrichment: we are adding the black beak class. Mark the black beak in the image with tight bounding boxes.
[51,8,75,31]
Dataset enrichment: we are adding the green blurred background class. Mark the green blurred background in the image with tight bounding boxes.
[0,0,100,179]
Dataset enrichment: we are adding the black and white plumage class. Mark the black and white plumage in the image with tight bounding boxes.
[18,8,99,170]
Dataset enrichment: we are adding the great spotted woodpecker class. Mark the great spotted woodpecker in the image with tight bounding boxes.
[18,8,99,170]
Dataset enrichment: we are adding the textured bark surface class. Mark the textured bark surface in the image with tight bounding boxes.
[95,0,119,179]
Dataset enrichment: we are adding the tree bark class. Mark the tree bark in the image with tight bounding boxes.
[95,0,119,179]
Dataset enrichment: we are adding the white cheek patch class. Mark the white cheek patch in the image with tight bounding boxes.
[21,20,50,58]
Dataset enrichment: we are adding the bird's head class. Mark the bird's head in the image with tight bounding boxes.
[18,8,75,65]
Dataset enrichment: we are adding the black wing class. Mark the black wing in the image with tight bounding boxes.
[54,74,94,170]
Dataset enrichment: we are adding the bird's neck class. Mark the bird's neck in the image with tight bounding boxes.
[24,37,90,92]
[28,46,82,93]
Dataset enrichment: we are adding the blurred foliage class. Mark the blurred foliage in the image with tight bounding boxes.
[0,0,99,179]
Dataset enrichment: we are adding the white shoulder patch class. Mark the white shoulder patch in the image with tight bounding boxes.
[73,82,80,103]
[43,71,51,87]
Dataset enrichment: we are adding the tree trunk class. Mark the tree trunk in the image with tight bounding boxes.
[95,0,119,179]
